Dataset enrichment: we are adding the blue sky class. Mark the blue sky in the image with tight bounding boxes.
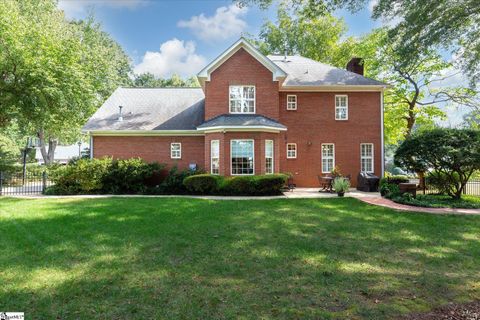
[58,0,380,76]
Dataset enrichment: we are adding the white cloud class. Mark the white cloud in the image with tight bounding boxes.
[134,39,206,78]
[178,4,248,42]
[58,0,148,18]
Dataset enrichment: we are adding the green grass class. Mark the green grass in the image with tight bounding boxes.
[0,197,479,319]
[393,194,480,209]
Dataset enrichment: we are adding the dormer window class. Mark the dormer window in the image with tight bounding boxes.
[229,85,255,114]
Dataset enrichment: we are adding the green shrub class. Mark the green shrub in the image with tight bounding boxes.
[220,174,288,196]
[0,134,20,172]
[183,174,223,194]
[154,166,199,195]
[379,175,409,198]
[426,171,461,195]
[102,158,164,194]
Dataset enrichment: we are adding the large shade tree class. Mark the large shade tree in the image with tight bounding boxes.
[394,128,480,199]
[0,0,131,164]
[237,0,480,86]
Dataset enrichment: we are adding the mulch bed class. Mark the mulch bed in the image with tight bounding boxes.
[401,301,480,320]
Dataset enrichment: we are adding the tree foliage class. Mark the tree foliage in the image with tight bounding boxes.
[133,73,200,88]
[394,128,480,199]
[0,0,131,164]
[238,0,480,86]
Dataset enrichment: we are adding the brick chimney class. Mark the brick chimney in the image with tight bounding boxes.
[346,58,364,76]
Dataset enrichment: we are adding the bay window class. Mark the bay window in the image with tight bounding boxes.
[231,140,254,175]
[211,140,220,175]
[265,140,274,174]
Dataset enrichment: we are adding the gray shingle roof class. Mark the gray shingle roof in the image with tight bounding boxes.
[197,114,287,130]
[268,55,387,87]
[83,88,205,131]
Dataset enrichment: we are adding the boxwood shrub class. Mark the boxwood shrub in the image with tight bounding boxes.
[379,175,410,198]
[183,173,288,196]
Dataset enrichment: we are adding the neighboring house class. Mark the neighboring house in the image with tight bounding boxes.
[83,38,387,187]
[35,144,86,164]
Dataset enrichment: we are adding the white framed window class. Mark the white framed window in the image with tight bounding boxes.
[170,142,181,159]
[211,140,220,175]
[360,143,374,173]
[321,144,335,173]
[265,140,274,174]
[287,95,297,110]
[229,85,255,114]
[335,95,348,120]
[231,139,254,175]
[286,143,297,159]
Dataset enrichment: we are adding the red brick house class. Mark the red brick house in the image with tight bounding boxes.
[83,38,387,187]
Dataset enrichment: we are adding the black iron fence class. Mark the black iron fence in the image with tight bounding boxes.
[410,178,480,196]
[0,171,52,196]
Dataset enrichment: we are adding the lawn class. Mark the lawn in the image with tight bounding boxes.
[0,197,479,319]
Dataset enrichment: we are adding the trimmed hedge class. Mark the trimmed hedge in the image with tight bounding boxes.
[183,174,222,195]
[183,174,288,196]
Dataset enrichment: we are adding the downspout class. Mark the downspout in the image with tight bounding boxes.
[89,134,94,159]
[380,89,385,177]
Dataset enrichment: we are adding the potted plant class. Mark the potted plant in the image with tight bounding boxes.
[333,177,350,197]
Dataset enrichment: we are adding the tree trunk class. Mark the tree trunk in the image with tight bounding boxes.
[405,103,416,138]
[38,129,58,165]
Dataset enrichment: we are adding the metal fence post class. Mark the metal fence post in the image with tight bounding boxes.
[42,171,47,194]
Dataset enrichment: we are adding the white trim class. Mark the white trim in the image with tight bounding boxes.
[201,126,287,133]
[170,142,181,159]
[360,143,374,173]
[265,140,274,174]
[230,139,255,176]
[197,38,286,82]
[89,135,93,159]
[335,95,348,121]
[279,85,388,92]
[229,85,256,114]
[380,91,385,177]
[210,140,220,175]
[286,143,297,159]
[286,95,297,110]
[86,130,203,136]
[321,143,335,173]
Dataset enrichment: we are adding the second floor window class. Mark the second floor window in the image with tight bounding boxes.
[335,95,348,120]
[287,95,297,110]
[229,85,255,114]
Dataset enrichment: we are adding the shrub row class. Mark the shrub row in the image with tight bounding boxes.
[45,158,196,195]
[183,173,288,196]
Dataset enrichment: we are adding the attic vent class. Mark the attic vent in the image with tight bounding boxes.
[118,105,123,122]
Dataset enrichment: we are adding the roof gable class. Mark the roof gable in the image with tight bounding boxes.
[197,38,287,82]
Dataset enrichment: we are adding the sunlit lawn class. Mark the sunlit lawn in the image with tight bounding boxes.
[0,197,479,319]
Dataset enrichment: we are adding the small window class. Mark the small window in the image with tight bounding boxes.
[322,144,335,173]
[171,143,181,159]
[231,140,254,175]
[335,95,348,120]
[360,143,374,173]
[265,140,274,174]
[229,86,255,114]
[211,140,220,175]
[287,95,297,110]
[286,143,297,159]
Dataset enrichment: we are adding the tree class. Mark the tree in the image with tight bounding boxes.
[0,134,20,172]
[253,4,355,68]
[237,0,480,86]
[394,128,480,199]
[0,0,131,164]
[133,73,200,88]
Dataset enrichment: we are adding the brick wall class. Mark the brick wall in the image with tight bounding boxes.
[204,48,280,121]
[278,91,382,187]
[93,136,205,171]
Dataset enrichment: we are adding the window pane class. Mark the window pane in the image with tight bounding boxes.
[230,86,255,114]
[231,140,254,175]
